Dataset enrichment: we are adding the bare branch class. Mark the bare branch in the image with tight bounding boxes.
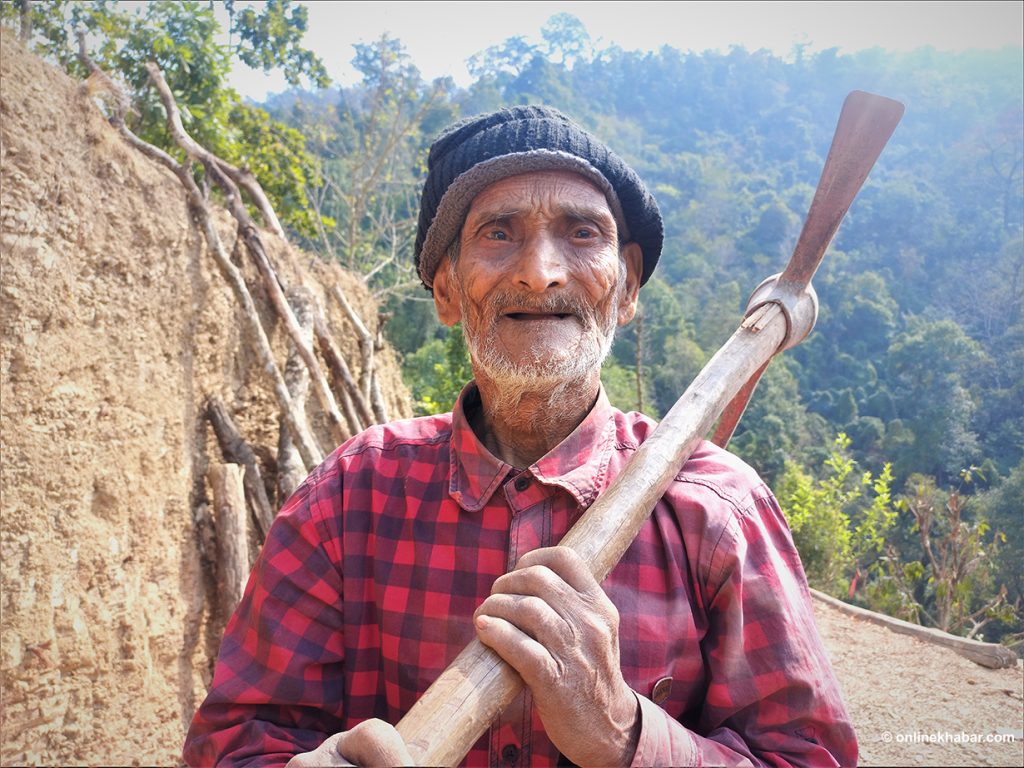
[19,0,32,42]
[277,288,317,500]
[80,56,324,468]
[313,312,373,430]
[331,283,375,404]
[232,198,350,446]
[76,31,130,126]
[144,61,350,451]
[208,463,250,618]
[206,397,276,540]
[142,61,284,236]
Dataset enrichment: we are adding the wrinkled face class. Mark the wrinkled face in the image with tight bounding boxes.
[432,170,642,389]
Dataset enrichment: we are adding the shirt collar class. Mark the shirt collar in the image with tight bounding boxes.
[449,382,618,512]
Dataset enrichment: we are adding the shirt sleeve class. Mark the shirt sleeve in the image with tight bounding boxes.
[182,469,348,768]
[631,489,858,767]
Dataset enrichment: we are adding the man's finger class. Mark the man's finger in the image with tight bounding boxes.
[284,733,352,767]
[489,563,574,604]
[474,612,559,689]
[494,548,617,631]
[513,546,601,594]
[336,719,414,767]
[475,591,573,649]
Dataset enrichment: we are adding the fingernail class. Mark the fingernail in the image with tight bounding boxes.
[475,615,488,630]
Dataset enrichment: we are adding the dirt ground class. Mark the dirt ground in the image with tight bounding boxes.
[814,599,1024,767]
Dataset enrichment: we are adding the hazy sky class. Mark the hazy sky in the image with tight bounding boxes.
[224,1,1024,99]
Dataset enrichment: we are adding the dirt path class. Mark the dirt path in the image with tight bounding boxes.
[813,600,1023,766]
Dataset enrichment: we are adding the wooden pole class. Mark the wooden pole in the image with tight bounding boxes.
[206,397,276,540]
[278,287,316,501]
[209,463,250,619]
[810,589,1018,669]
[331,283,375,406]
[329,283,388,424]
[233,214,350,447]
[313,311,374,431]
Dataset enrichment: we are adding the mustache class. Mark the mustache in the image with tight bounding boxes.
[485,289,594,320]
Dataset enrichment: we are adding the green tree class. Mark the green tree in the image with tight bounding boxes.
[226,0,328,87]
[540,13,593,68]
[776,434,860,593]
[887,318,988,481]
[466,35,539,80]
[972,461,1024,644]
[293,35,449,294]
[612,277,688,417]
[5,0,329,236]
[776,434,897,594]
[402,326,473,416]
[730,360,831,484]
[600,357,642,415]
[868,471,1017,639]
[226,101,326,236]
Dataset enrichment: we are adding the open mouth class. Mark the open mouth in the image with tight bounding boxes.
[505,312,573,320]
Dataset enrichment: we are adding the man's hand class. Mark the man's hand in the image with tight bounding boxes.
[474,546,641,767]
[284,719,414,767]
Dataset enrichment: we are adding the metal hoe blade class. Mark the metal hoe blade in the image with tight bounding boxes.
[712,90,905,447]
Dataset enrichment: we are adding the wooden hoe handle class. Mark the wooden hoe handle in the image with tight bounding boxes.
[394,91,904,766]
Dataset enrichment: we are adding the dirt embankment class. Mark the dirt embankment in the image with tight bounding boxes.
[0,32,409,766]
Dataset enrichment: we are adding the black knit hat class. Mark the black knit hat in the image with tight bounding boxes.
[414,105,663,290]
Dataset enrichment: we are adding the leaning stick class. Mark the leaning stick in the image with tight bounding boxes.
[278,287,318,500]
[208,463,250,618]
[75,44,324,470]
[330,283,375,404]
[206,396,276,539]
[144,62,350,452]
[330,286,388,423]
[394,91,905,766]
[312,311,372,433]
[233,203,350,447]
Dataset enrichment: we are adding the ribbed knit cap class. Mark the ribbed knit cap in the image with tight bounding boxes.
[415,105,663,290]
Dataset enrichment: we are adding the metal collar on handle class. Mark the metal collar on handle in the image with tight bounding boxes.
[744,273,819,351]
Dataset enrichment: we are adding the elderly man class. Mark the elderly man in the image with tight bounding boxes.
[184,106,856,767]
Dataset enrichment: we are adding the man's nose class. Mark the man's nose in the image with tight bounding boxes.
[512,233,569,292]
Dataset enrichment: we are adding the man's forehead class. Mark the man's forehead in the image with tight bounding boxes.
[465,170,615,223]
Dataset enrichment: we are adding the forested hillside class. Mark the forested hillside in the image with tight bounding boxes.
[262,20,1023,647]
[8,2,1019,647]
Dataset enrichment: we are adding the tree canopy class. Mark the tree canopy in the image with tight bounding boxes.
[9,4,1021,645]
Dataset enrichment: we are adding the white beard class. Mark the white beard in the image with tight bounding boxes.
[458,282,621,410]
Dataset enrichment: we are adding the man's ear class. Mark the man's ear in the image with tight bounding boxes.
[432,255,462,327]
[616,242,643,326]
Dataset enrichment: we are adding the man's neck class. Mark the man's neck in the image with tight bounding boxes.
[469,373,601,469]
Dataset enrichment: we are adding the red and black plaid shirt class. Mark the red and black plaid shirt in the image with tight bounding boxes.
[184,385,856,767]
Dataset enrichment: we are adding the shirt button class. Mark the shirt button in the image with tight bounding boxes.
[513,476,530,492]
[501,743,520,764]
[652,676,673,704]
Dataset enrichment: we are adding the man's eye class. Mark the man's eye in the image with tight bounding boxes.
[573,228,596,239]
[485,230,508,241]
